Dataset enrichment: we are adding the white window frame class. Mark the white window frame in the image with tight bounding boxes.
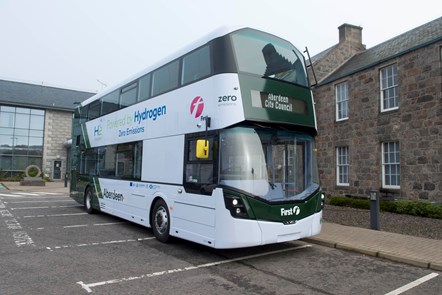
[382,141,400,189]
[336,146,349,186]
[380,64,398,112]
[335,81,348,121]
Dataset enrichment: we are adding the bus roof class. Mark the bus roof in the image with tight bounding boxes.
[80,25,246,107]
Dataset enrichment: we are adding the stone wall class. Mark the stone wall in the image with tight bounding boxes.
[42,110,72,180]
[313,41,441,203]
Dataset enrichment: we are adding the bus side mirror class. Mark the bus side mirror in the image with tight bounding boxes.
[196,140,209,159]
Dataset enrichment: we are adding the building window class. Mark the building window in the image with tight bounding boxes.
[380,64,398,112]
[335,82,348,121]
[336,146,349,186]
[382,141,400,189]
[0,105,45,177]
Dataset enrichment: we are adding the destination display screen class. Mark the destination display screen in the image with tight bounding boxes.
[251,90,307,114]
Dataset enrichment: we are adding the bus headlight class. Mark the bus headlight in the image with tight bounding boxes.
[224,194,249,219]
[321,193,325,209]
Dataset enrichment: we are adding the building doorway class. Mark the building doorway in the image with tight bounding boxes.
[53,160,62,180]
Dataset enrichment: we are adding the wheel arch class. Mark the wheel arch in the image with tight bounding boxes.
[84,183,100,212]
[149,193,169,228]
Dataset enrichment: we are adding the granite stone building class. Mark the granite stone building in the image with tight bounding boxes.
[310,17,441,203]
[0,80,94,181]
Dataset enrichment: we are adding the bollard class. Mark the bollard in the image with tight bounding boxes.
[369,190,380,230]
[64,173,68,188]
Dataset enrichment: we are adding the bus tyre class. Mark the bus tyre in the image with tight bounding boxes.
[151,199,170,243]
[85,188,94,214]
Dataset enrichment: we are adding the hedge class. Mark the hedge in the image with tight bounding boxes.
[328,196,442,219]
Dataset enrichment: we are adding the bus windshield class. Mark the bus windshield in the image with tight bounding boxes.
[231,29,308,87]
[219,127,319,201]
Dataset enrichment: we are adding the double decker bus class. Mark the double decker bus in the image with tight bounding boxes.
[70,27,324,249]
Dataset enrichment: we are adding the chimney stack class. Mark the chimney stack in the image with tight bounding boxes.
[338,24,363,45]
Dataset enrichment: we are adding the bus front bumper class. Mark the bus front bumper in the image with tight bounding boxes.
[214,209,322,249]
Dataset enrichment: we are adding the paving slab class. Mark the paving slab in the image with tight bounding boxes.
[304,222,442,271]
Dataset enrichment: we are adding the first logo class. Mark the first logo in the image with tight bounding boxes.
[190,96,204,118]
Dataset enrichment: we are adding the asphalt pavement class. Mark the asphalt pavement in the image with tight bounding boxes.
[1,180,441,271]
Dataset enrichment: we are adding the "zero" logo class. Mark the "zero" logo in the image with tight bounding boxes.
[218,95,237,102]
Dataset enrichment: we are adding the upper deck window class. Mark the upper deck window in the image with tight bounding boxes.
[88,100,102,120]
[231,29,308,87]
[151,60,180,97]
[120,82,138,108]
[138,74,151,102]
[182,45,211,85]
[101,90,119,116]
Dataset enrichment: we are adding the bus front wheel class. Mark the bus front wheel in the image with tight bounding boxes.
[84,188,95,214]
[151,199,170,243]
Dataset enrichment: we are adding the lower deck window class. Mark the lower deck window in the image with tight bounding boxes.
[80,141,142,180]
[185,138,215,185]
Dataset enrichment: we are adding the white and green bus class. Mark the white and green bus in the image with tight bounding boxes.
[70,27,324,249]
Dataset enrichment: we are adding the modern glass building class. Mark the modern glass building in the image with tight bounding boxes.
[0,79,94,180]
[0,106,45,175]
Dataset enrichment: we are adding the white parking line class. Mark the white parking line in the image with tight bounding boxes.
[13,192,40,196]
[46,237,155,252]
[77,244,312,293]
[0,194,69,199]
[63,224,89,229]
[6,195,70,199]
[12,206,51,210]
[34,222,128,230]
[64,222,127,229]
[0,193,17,197]
[385,272,439,295]
[11,205,82,210]
[94,222,128,226]
[9,200,74,203]
[24,213,88,218]
[0,199,35,247]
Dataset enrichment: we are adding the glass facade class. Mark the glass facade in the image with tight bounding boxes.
[0,105,45,176]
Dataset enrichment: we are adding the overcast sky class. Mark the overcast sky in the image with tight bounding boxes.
[0,0,440,93]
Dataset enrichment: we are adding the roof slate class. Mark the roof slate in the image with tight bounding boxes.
[0,80,95,112]
[318,17,442,85]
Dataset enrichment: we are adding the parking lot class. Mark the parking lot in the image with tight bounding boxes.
[0,189,440,294]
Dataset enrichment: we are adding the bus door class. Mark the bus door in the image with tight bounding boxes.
[173,135,218,243]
